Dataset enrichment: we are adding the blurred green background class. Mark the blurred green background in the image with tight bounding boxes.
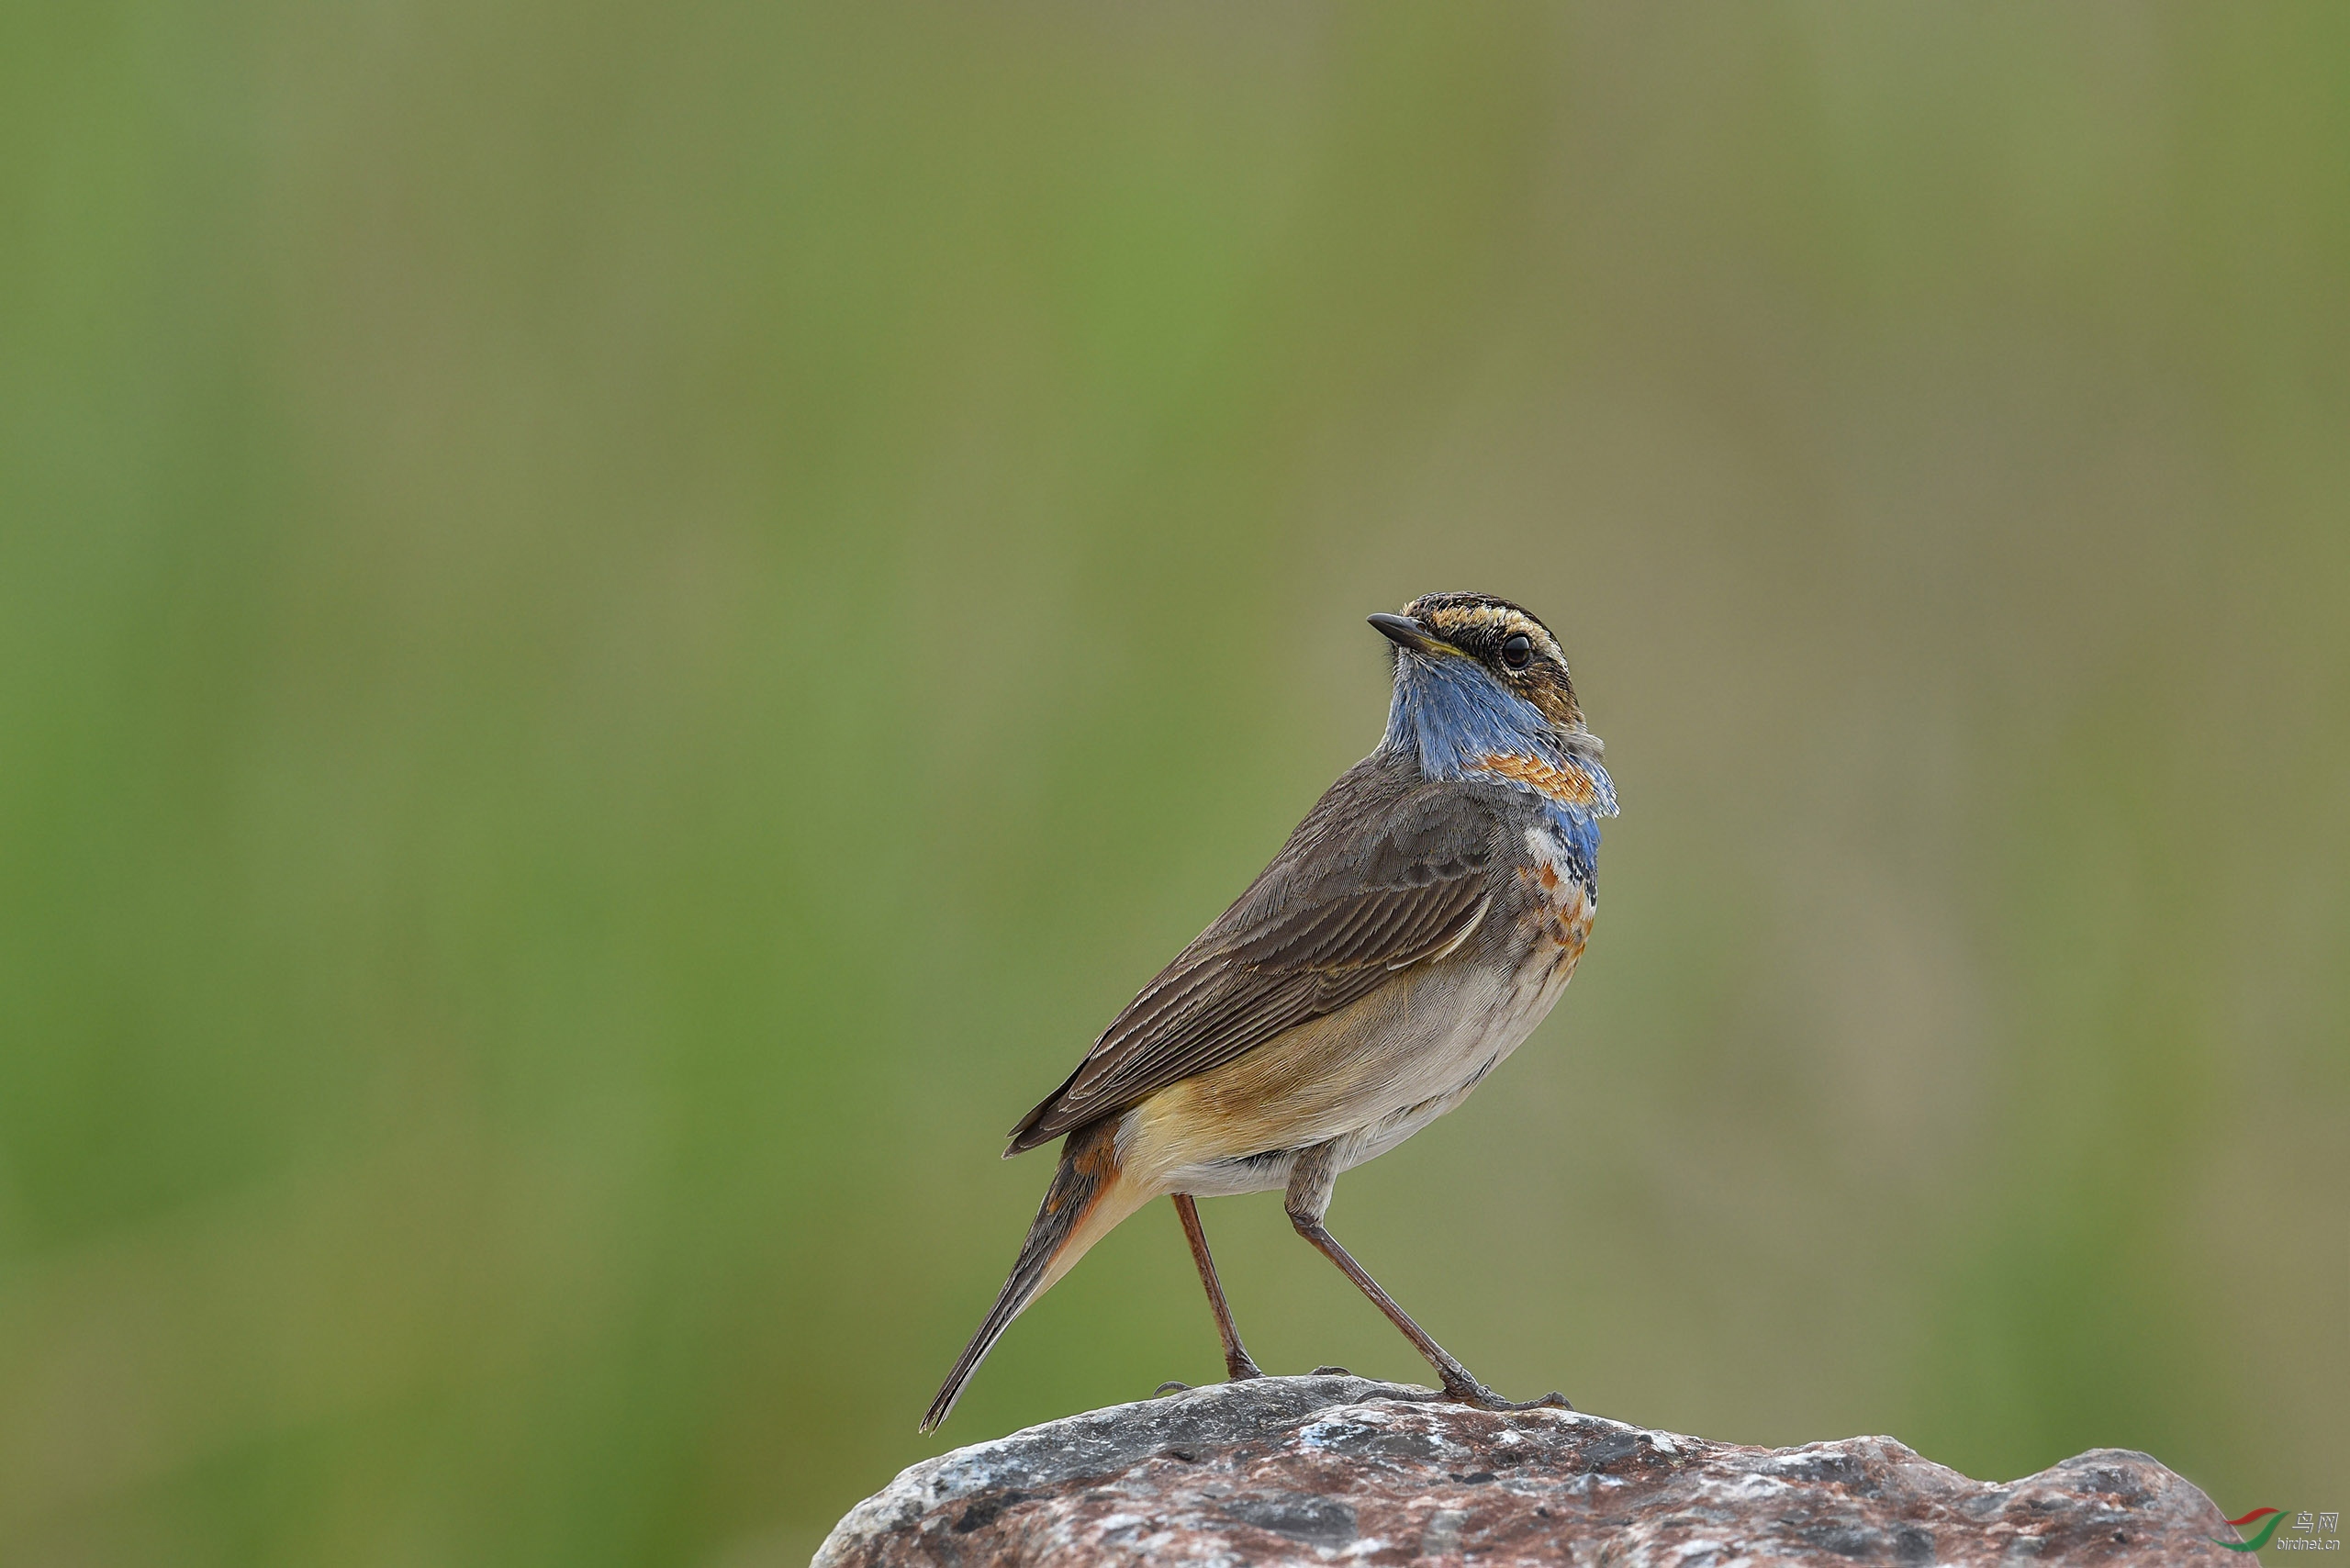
[4,4,2345,1563]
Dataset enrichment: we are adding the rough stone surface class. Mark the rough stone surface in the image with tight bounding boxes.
[814,1375,2242,1566]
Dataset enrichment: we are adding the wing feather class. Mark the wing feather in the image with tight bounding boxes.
[1005,772,1511,1151]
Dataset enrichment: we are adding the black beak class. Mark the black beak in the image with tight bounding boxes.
[1368,612,1441,655]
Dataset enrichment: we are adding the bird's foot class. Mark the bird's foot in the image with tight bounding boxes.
[1225,1352,1265,1382]
[1154,1380,1192,1395]
[1439,1374,1573,1413]
[1309,1365,1351,1376]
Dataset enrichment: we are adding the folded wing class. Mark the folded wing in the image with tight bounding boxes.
[1006,778,1507,1151]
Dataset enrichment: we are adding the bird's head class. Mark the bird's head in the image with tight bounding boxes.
[1371,592,1610,801]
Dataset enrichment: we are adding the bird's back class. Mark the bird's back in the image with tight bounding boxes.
[1010,751,1589,1176]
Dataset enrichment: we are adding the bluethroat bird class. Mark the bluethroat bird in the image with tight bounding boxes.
[923,593,1617,1431]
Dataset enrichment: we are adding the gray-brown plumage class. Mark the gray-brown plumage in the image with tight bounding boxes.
[1007,770,1509,1152]
[925,594,1617,1432]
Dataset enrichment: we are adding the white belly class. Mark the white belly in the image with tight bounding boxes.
[1143,878,1592,1199]
[1326,958,1563,1172]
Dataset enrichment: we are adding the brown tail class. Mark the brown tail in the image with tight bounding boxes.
[922,1117,1134,1432]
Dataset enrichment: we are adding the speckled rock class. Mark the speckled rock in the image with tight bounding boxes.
[813,1375,2243,1566]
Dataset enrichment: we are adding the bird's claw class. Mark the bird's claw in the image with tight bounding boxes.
[1442,1378,1573,1413]
[1154,1380,1192,1395]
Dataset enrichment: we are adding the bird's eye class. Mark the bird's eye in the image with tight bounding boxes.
[1500,633,1533,670]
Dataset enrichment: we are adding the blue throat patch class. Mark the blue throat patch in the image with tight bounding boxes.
[1381,653,1618,887]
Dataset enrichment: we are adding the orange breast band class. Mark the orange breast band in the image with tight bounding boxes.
[1476,751,1601,809]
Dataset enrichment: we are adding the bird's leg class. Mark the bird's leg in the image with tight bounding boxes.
[1172,1193,1263,1382]
[1283,1143,1571,1413]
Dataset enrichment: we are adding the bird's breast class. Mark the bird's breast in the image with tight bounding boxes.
[1511,819,1597,994]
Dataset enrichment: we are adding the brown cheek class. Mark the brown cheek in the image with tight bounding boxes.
[1528,686,1579,729]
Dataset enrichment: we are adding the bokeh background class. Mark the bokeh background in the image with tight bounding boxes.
[5,4,2346,1564]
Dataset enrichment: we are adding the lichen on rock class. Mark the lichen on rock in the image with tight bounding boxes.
[814,1374,2242,1565]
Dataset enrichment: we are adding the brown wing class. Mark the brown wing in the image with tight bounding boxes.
[1005,772,1509,1151]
